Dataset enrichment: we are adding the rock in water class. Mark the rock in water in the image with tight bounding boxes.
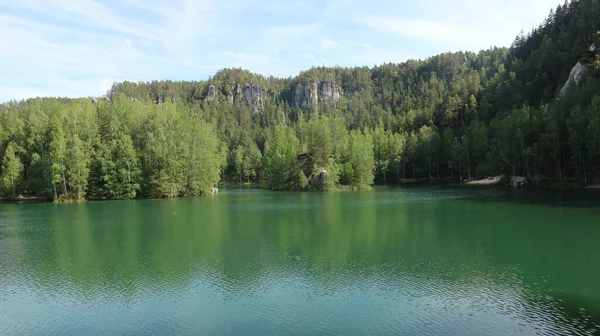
[307,168,328,191]
[511,176,529,188]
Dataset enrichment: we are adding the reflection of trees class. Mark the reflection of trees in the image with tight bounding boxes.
[6,188,600,331]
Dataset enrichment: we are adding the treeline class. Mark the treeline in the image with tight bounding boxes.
[0,96,223,200]
[2,0,600,200]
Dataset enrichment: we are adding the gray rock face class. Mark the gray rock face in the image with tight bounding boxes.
[560,62,587,96]
[243,83,265,114]
[294,81,342,109]
[307,168,328,191]
[511,176,529,188]
[234,84,242,102]
[225,84,243,105]
[206,84,217,102]
[319,81,341,104]
[211,82,266,114]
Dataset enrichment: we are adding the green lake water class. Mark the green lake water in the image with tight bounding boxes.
[1,186,600,335]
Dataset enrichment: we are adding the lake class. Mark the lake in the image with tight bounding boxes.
[1,186,600,335]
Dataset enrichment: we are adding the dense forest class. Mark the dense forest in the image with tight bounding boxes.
[1,0,600,201]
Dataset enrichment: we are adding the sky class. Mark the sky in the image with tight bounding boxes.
[0,0,562,102]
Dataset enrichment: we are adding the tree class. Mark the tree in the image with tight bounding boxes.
[389,132,406,181]
[568,105,589,185]
[1,143,23,197]
[373,124,390,183]
[185,118,222,195]
[67,134,91,200]
[262,124,300,190]
[49,111,68,200]
[233,145,245,183]
[340,130,374,189]
[306,115,332,168]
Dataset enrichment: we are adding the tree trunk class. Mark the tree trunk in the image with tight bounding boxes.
[62,169,68,199]
[467,151,471,180]
[78,166,81,200]
[580,149,588,186]
[428,148,432,179]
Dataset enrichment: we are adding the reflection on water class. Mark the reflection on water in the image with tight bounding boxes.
[1,187,600,335]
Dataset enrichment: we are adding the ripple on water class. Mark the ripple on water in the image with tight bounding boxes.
[2,188,600,335]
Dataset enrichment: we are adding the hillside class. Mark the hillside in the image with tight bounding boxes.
[1,0,600,200]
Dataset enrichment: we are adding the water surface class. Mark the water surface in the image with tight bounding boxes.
[1,186,600,335]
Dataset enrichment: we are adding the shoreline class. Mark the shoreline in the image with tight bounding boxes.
[465,176,504,186]
[2,180,598,205]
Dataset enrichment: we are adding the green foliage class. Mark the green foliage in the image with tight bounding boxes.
[262,124,301,190]
[2,0,600,196]
[1,142,23,197]
[306,115,332,168]
[339,130,374,189]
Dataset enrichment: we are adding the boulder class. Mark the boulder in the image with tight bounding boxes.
[511,176,529,188]
[307,168,328,191]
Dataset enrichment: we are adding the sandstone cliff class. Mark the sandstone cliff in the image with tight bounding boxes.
[294,80,342,109]
[560,61,587,96]
[206,82,266,114]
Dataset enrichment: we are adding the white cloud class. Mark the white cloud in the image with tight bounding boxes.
[0,0,562,102]
[362,17,489,50]
[320,39,339,50]
[360,0,561,52]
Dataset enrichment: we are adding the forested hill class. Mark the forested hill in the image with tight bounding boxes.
[1,0,600,201]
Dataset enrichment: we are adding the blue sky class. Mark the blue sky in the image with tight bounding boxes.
[0,0,561,102]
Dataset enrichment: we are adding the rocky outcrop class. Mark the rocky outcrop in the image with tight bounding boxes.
[294,81,342,109]
[211,83,265,114]
[243,83,266,114]
[225,84,243,105]
[560,62,587,96]
[511,176,529,188]
[319,81,342,104]
[307,168,328,191]
[206,84,217,102]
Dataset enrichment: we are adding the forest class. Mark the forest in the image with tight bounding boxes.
[1,0,600,201]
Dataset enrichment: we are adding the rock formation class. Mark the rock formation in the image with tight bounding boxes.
[205,78,340,114]
[294,81,342,109]
[511,176,528,188]
[560,62,587,96]
[307,168,328,191]
[242,83,265,115]
[206,84,217,102]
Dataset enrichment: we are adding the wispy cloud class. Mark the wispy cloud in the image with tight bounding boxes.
[361,0,561,52]
[362,17,491,50]
[0,0,561,102]
[321,39,339,50]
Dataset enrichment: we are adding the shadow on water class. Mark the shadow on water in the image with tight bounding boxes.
[2,187,600,335]
[392,183,600,210]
